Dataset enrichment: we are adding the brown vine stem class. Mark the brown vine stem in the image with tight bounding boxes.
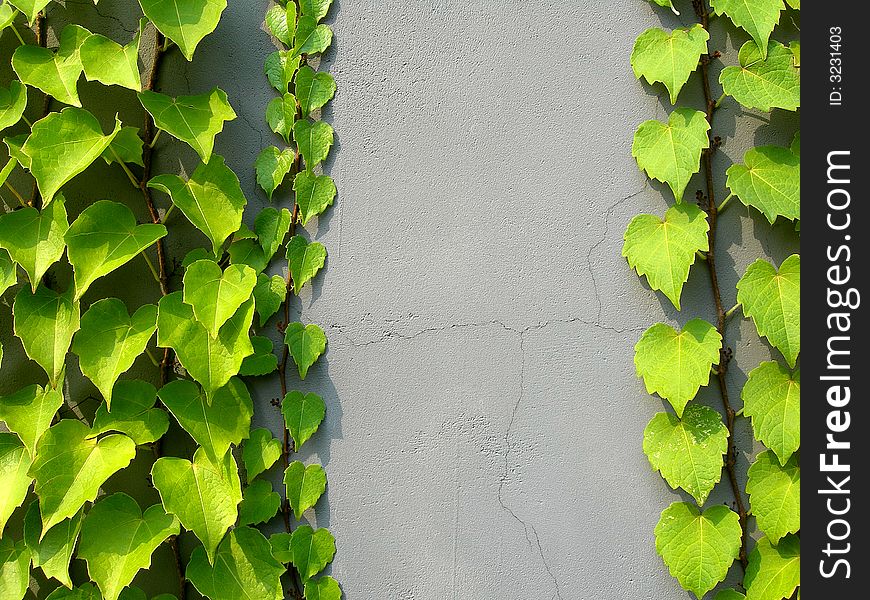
[693,0,749,571]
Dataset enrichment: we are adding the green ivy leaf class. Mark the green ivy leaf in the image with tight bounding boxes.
[622,203,709,310]
[643,404,727,505]
[101,126,145,167]
[790,131,800,157]
[80,24,142,91]
[292,15,332,57]
[282,390,325,451]
[238,479,281,526]
[264,51,301,94]
[654,502,741,598]
[0,4,16,32]
[138,89,236,162]
[0,435,32,537]
[300,0,332,21]
[0,194,68,291]
[287,235,327,295]
[719,41,800,112]
[304,577,342,600]
[255,207,293,262]
[0,156,17,189]
[632,108,710,201]
[22,108,122,204]
[29,419,136,533]
[631,25,709,104]
[285,322,326,380]
[45,583,102,600]
[23,503,82,588]
[737,255,800,367]
[634,319,721,417]
[243,427,282,480]
[789,41,800,67]
[0,249,16,298]
[90,380,170,445]
[710,0,783,59]
[269,532,293,563]
[266,93,297,143]
[253,273,287,326]
[293,119,334,169]
[0,537,29,600]
[747,451,800,544]
[744,535,800,600]
[72,299,157,407]
[294,170,336,226]
[266,2,296,46]
[139,0,228,61]
[151,447,241,564]
[11,24,89,107]
[7,0,51,24]
[186,526,285,600]
[284,461,327,520]
[0,81,27,131]
[79,493,179,600]
[13,285,80,387]
[0,384,63,455]
[4,134,29,168]
[239,336,278,377]
[228,238,268,273]
[742,361,800,465]
[66,200,167,300]
[158,377,253,464]
[149,156,247,256]
[183,260,257,339]
[727,145,800,223]
[255,146,295,201]
[295,66,336,118]
[289,525,335,582]
[715,591,746,600]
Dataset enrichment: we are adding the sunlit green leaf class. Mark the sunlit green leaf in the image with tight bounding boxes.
[183,260,257,338]
[631,25,709,104]
[285,322,326,380]
[80,24,142,91]
[0,250,16,298]
[242,427,282,481]
[266,93,297,143]
[304,577,342,600]
[744,535,800,600]
[295,66,335,118]
[282,390,325,451]
[0,537,29,600]
[45,583,102,600]
[0,81,27,131]
[286,235,326,295]
[255,206,293,261]
[0,194,68,291]
[292,15,332,57]
[238,479,281,526]
[13,285,80,387]
[742,361,800,465]
[255,146,294,201]
[720,41,800,112]
[239,336,278,377]
[139,0,228,61]
[285,461,326,520]
[23,502,82,588]
[11,24,89,107]
[227,238,268,273]
[747,451,800,544]
[710,0,783,59]
[7,0,51,25]
[0,434,32,537]
[294,169,336,226]
[727,145,800,223]
[266,1,296,46]
[293,119,333,169]
[289,525,335,582]
[0,384,63,455]
[264,51,301,94]
[253,273,286,326]
[90,380,169,445]
[101,127,145,167]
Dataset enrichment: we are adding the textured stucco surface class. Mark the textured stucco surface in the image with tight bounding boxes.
[0,1,798,599]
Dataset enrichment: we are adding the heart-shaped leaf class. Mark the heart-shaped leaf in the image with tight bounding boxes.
[72,299,157,407]
[289,525,335,582]
[727,145,800,223]
[654,503,742,598]
[239,336,278,377]
[23,502,82,588]
[255,207,293,261]
[29,420,136,533]
[292,15,332,57]
[79,493,179,600]
[300,0,332,22]
[282,390,325,451]
[149,156,246,256]
[284,461,326,520]
[622,203,709,310]
[139,0,228,61]
[266,93,297,143]
[634,319,721,417]
[100,127,145,167]
[90,380,169,445]
[80,24,142,91]
[138,88,236,162]
[631,25,709,104]
[238,479,281,526]
[11,24,89,107]
[287,235,326,295]
[0,537,29,600]
[304,577,342,600]
[255,146,294,201]
[186,526,284,600]
[742,361,800,465]
[0,194,68,291]
[266,2,296,46]
[294,170,336,225]
[0,384,63,456]
[744,535,800,600]
[710,0,783,59]
[285,322,326,380]
[0,435,33,537]
[66,200,167,299]
[22,108,121,204]
[643,404,727,505]
[7,0,52,24]
[747,451,800,544]
[293,119,333,169]
[295,66,336,117]
[151,448,241,565]
[737,255,800,367]
[0,81,27,131]
[183,260,257,338]
[253,274,286,326]
[264,51,301,93]
[242,428,282,480]
[158,377,253,464]
[632,108,710,201]
[228,238,268,272]
[13,285,80,388]
[720,41,800,112]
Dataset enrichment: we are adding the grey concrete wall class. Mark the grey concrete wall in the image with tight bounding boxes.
[0,1,799,598]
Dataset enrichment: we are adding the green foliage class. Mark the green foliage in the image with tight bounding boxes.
[12,24,88,107]
[0,384,63,455]
[90,380,170,445]
[23,503,81,588]
[295,66,336,118]
[13,285,80,387]
[709,0,782,58]
[139,0,228,61]
[287,235,327,295]
[0,81,27,130]
[239,479,282,525]
[294,169,336,226]
[80,25,143,91]
[631,25,709,103]
[744,535,800,600]
[282,390,326,451]
[741,362,800,465]
[285,461,327,520]
[287,525,335,583]
[0,537,29,600]
[719,41,800,112]
[305,577,342,600]
[183,260,258,338]
[726,144,800,223]
[746,451,800,544]
[243,428,282,480]
[0,435,32,537]
[285,322,327,379]
[256,146,295,200]
[0,194,68,291]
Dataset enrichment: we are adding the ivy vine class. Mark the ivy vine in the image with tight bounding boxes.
[629,1,799,598]
[0,1,339,599]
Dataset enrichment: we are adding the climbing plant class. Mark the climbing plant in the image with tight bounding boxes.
[628,1,799,598]
[0,1,338,598]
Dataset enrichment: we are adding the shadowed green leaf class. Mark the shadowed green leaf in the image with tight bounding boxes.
[715,591,746,600]
[11,24,89,107]
[744,535,800,600]
[255,207,292,261]
[720,41,800,112]
[264,51,301,93]
[91,380,169,445]
[631,25,709,104]
[287,235,326,295]
[266,2,296,46]
[289,525,335,582]
[0,537,29,600]
[294,119,333,169]
[0,435,32,537]
[305,577,342,600]
[23,503,82,588]
[8,0,51,24]
[0,250,16,298]
[747,451,799,544]
[13,285,80,387]
[727,145,800,223]
[292,15,332,57]
[183,260,257,338]
[282,390,325,451]
[285,322,326,380]
[0,81,27,131]
[253,274,286,326]
[285,461,326,520]
[228,238,268,273]
[101,127,145,167]
[295,66,335,117]
[238,479,281,525]
[294,170,336,225]
[239,336,278,377]
[80,24,142,91]
[242,428,282,480]
[0,384,63,455]
[255,146,295,201]
[742,361,800,465]
[266,93,297,143]
[710,0,783,58]
[45,583,102,600]
[0,194,68,291]
[139,0,228,61]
